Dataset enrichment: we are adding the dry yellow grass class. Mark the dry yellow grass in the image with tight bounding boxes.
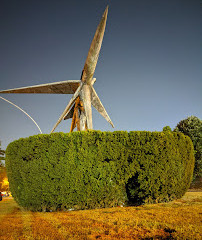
[0,192,201,239]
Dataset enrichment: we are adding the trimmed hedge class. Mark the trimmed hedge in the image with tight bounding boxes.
[6,131,194,211]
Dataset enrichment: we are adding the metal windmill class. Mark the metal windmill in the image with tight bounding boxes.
[0,6,114,133]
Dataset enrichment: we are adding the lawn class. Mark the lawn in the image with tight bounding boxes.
[0,192,201,239]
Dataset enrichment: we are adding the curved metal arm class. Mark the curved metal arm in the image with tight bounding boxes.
[0,96,42,134]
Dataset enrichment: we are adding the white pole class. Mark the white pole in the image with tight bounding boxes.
[0,96,42,134]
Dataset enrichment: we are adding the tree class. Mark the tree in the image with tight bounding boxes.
[0,141,8,191]
[163,126,172,132]
[174,116,202,180]
[0,160,7,191]
[0,165,8,191]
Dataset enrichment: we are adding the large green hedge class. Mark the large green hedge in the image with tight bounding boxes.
[6,131,194,211]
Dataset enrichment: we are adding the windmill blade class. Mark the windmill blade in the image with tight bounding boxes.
[64,103,75,120]
[0,80,81,94]
[90,86,114,128]
[81,6,108,84]
[50,82,83,133]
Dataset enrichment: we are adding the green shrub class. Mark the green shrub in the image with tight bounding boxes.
[126,131,194,204]
[5,131,195,211]
[174,116,202,180]
[163,126,172,132]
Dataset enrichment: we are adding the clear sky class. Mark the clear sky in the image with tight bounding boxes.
[0,0,201,150]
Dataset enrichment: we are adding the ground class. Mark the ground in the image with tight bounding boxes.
[0,191,201,239]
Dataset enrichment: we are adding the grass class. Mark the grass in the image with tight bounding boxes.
[0,192,201,239]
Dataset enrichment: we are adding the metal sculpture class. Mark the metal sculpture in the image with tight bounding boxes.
[0,6,114,133]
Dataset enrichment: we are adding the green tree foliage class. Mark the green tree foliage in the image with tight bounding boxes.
[5,131,194,211]
[0,141,7,191]
[163,126,172,132]
[174,116,202,180]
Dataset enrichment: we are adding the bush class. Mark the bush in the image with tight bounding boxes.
[163,126,172,132]
[6,131,195,211]
[174,116,202,180]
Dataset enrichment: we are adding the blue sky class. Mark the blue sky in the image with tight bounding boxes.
[0,0,201,150]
